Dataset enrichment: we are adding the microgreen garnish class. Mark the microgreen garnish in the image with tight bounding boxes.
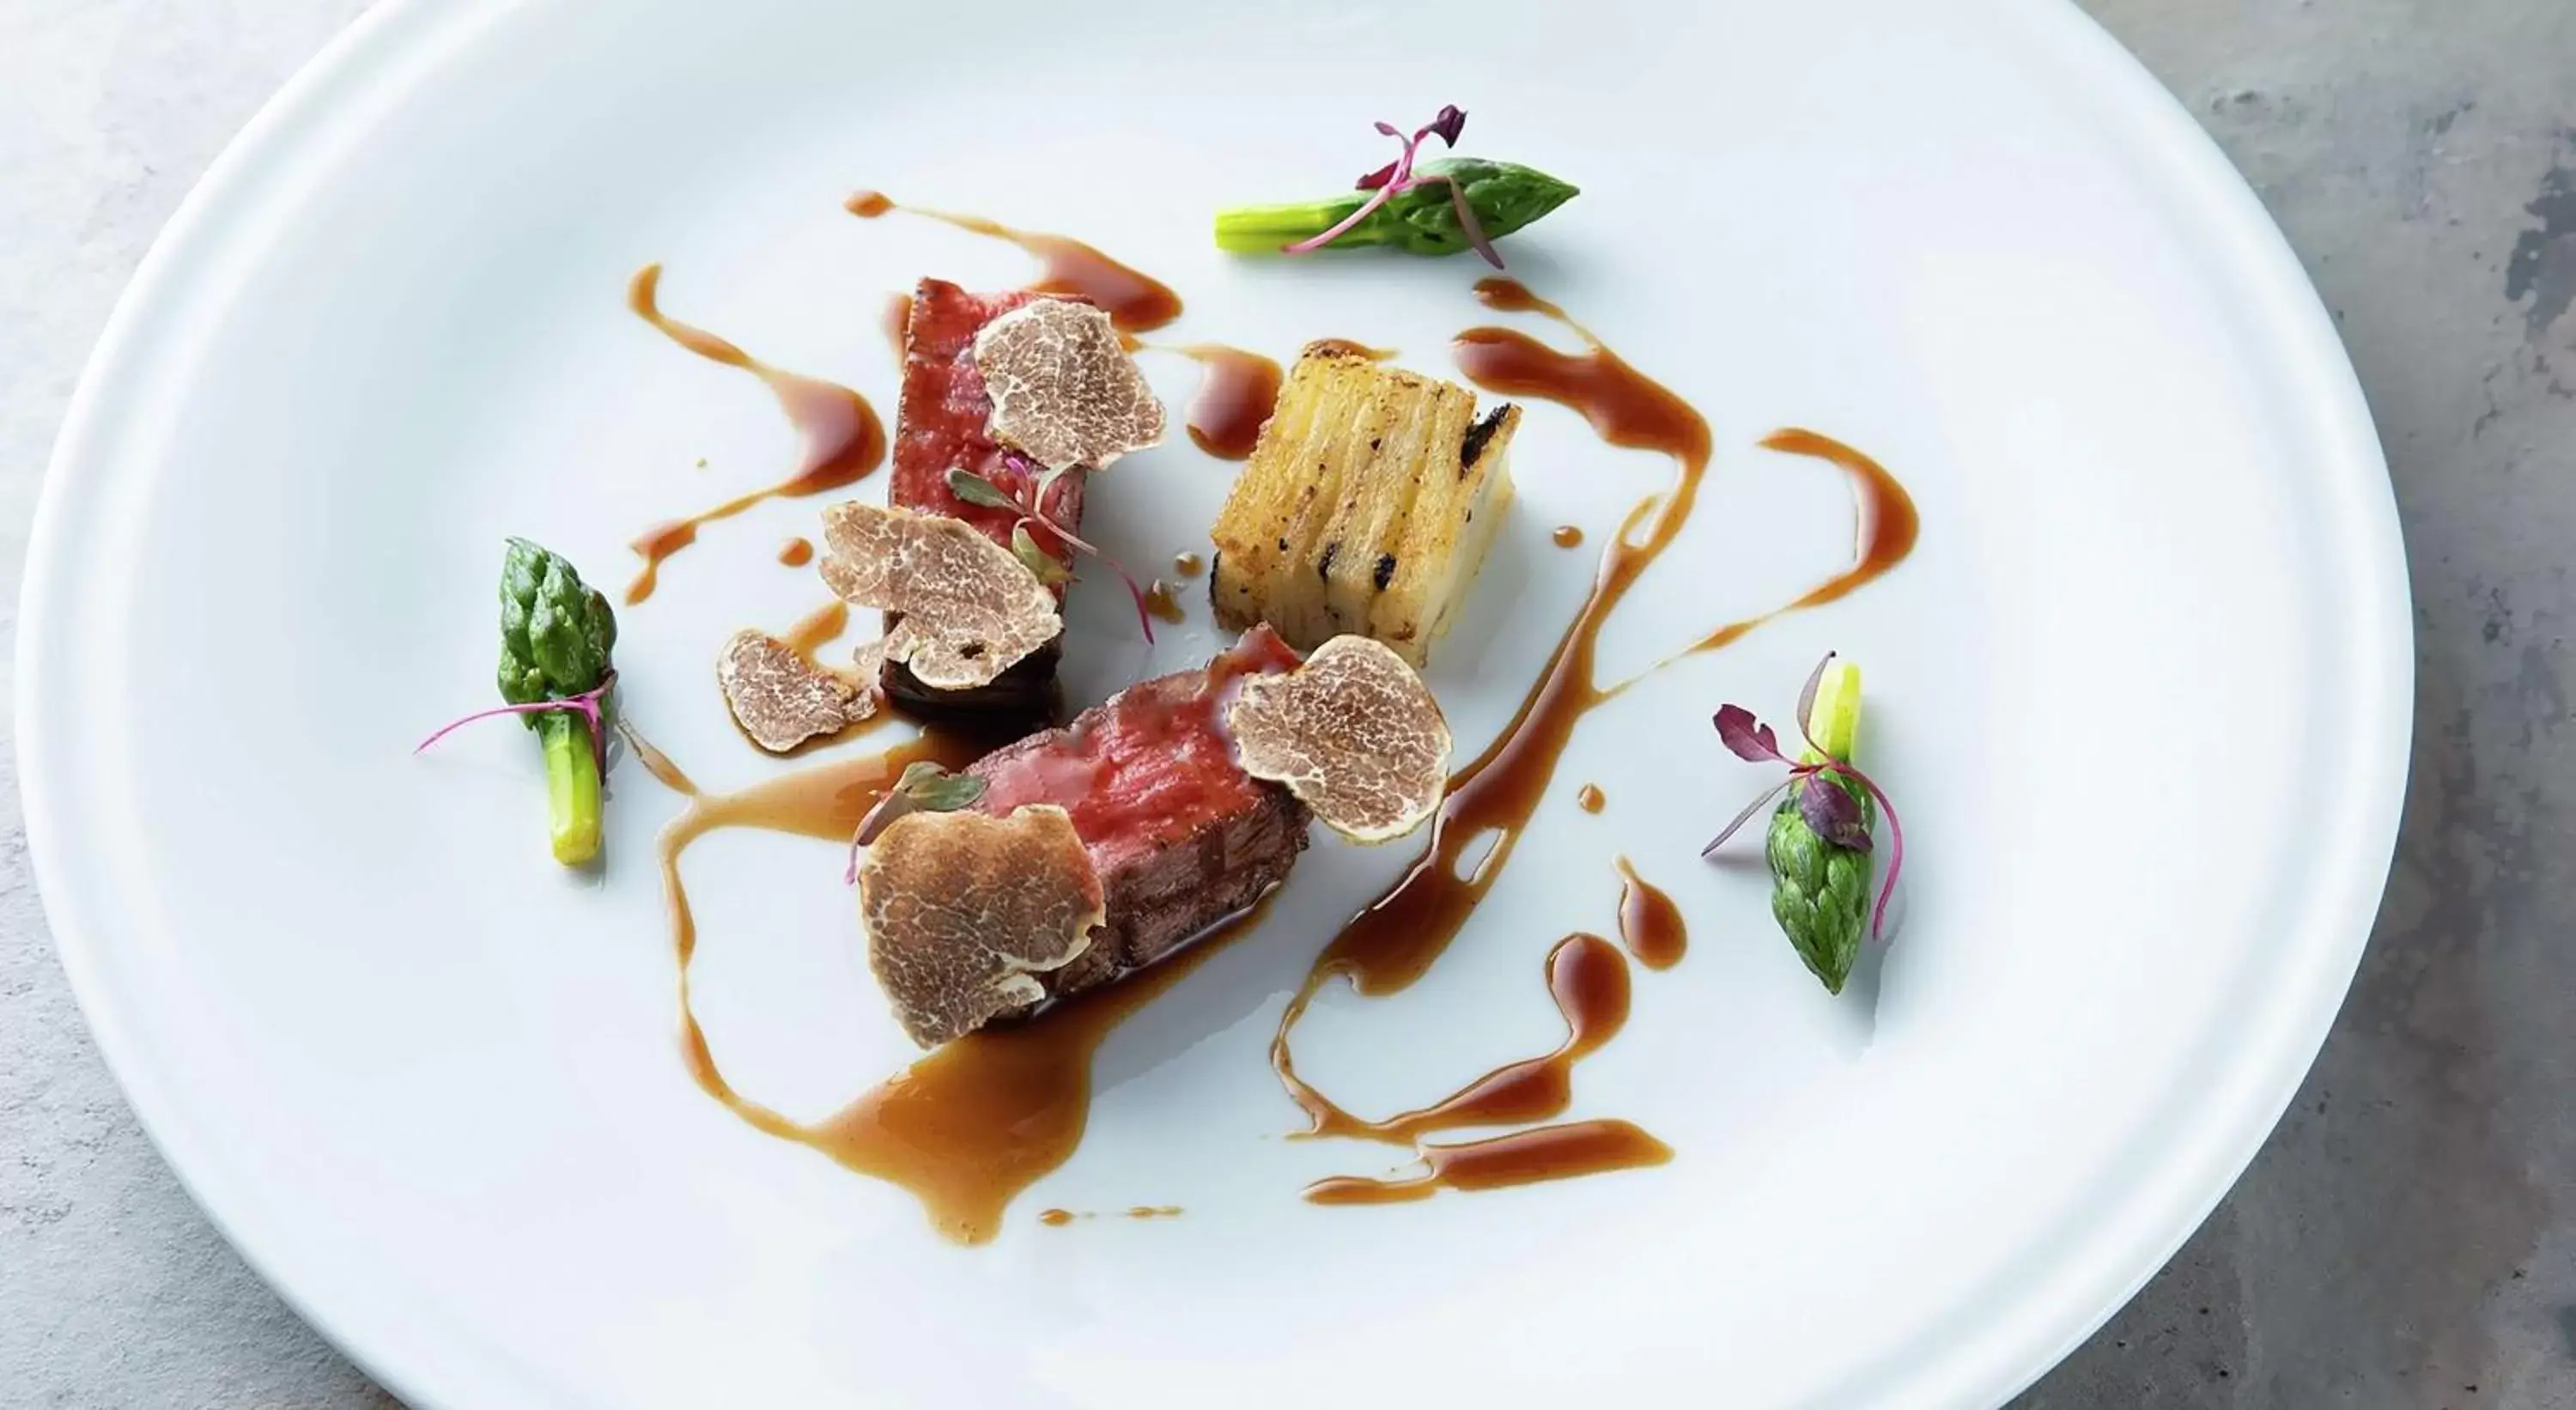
[415,672,619,776]
[1283,104,1504,269]
[945,465,1157,642]
[1702,652,1906,942]
[845,760,988,882]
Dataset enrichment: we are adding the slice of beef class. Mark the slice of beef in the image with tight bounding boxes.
[966,629,1310,999]
[882,278,1091,724]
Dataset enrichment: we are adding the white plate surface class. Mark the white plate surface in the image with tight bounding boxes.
[19,0,2408,1406]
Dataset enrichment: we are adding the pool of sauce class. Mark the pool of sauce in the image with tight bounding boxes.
[1303,1119,1672,1206]
[1162,343,1282,459]
[846,191,1182,334]
[1282,933,1630,1145]
[639,733,1274,1244]
[623,264,886,604]
[1142,580,1187,624]
[1614,857,1686,970]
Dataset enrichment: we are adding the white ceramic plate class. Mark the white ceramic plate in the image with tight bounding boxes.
[20,0,2407,1405]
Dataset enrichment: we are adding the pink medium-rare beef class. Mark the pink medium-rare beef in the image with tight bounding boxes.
[967,628,1311,996]
[883,278,1091,722]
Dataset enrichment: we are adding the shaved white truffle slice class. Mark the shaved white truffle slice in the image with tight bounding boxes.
[817,501,1061,690]
[971,299,1165,471]
[859,805,1107,1048]
[1224,635,1451,843]
[717,629,873,753]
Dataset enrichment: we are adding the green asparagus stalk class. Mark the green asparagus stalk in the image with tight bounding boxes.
[1765,659,1874,994]
[1214,158,1578,259]
[496,539,617,864]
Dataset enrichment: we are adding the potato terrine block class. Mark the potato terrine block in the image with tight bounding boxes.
[1208,343,1517,666]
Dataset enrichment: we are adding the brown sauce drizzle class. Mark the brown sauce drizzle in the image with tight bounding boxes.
[1142,580,1187,624]
[1303,338,1398,362]
[1552,525,1585,549]
[1285,933,1630,1146]
[1036,1205,1181,1225]
[1670,430,1921,659]
[779,599,851,661]
[880,293,912,360]
[1303,1119,1672,1206]
[1172,551,1205,578]
[846,191,1182,334]
[623,264,887,605]
[1162,343,1283,460]
[1576,783,1605,814]
[777,537,814,568]
[644,733,1276,1243]
[1614,857,1686,970]
[1274,277,1917,1129]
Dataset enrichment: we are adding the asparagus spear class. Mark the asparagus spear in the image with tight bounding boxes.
[498,539,617,864]
[1765,659,1873,994]
[418,539,619,866]
[1214,158,1580,261]
[1704,653,1907,995]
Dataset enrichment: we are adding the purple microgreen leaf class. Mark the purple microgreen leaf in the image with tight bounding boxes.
[1285,185,1396,254]
[1373,120,1403,137]
[1796,774,1873,853]
[1793,651,1838,757]
[944,466,1020,513]
[1712,704,1789,763]
[1702,777,1793,857]
[1012,525,1070,586]
[1354,159,1400,191]
[1425,104,1467,147]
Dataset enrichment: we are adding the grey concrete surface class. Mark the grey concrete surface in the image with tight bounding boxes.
[0,0,2568,1406]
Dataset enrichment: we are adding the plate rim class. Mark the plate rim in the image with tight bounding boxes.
[14,1,2412,1406]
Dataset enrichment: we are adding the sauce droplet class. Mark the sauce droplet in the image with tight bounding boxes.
[1279,933,1631,1144]
[1171,551,1205,578]
[1142,580,1187,624]
[778,537,814,568]
[1162,343,1282,460]
[1303,1119,1671,1206]
[1037,1208,1076,1227]
[1576,783,1605,813]
[648,734,1279,1246]
[848,195,1181,333]
[623,264,886,604]
[1125,1205,1182,1219]
[1614,857,1686,970]
[1552,525,1585,549]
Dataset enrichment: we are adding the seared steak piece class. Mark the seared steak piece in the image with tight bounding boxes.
[882,278,1091,723]
[966,629,1311,999]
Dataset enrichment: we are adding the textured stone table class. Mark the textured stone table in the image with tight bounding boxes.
[3,2,2569,1405]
